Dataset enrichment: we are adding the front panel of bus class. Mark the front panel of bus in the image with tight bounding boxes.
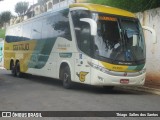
[71,10,146,86]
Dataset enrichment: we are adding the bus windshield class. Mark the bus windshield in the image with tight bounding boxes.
[71,10,146,65]
[94,14,146,65]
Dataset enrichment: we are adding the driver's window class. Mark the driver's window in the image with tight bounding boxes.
[71,10,92,56]
[76,23,91,55]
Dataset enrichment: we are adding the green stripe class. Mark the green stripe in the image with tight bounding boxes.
[28,38,57,69]
[59,53,72,58]
[128,64,145,71]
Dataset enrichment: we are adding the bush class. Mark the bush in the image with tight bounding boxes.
[88,0,160,12]
[0,29,5,39]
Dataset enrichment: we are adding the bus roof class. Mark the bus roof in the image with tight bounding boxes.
[70,3,136,18]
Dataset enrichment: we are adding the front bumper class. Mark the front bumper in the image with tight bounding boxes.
[90,68,146,86]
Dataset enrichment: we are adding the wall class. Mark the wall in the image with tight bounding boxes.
[136,8,160,87]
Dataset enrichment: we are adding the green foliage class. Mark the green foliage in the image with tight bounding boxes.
[15,1,29,16]
[88,0,160,12]
[0,29,5,39]
[0,11,11,28]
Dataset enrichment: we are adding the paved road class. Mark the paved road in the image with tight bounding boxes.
[0,69,160,120]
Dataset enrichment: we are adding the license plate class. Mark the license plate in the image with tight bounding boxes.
[120,79,129,84]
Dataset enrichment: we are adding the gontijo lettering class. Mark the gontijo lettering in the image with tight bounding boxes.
[13,43,29,51]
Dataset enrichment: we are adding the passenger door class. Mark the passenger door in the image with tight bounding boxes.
[74,24,92,84]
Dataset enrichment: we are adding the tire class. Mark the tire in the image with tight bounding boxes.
[103,86,114,91]
[15,62,23,78]
[61,66,72,89]
[10,61,16,76]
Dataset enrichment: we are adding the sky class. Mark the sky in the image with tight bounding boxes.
[0,0,38,15]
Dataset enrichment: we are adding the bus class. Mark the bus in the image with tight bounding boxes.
[4,3,147,89]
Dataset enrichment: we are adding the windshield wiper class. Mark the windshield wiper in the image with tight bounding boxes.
[111,20,124,63]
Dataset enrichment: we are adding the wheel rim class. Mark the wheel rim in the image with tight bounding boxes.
[11,65,14,73]
[64,73,69,83]
[11,63,15,75]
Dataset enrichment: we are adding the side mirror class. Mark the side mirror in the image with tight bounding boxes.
[80,18,97,36]
[142,26,157,44]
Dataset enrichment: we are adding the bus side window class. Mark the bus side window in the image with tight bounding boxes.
[22,23,32,41]
[52,10,72,41]
[31,20,42,40]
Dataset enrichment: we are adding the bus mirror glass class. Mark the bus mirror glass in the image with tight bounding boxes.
[133,35,137,46]
[80,18,97,36]
[142,26,157,44]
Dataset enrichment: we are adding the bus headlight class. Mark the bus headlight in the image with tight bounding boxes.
[88,61,109,74]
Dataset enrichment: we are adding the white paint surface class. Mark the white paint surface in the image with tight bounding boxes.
[137,8,160,85]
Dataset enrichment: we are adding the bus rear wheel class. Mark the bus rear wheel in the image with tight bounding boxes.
[15,62,23,78]
[61,66,72,89]
[10,61,16,76]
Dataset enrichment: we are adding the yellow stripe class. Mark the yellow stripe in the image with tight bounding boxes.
[100,61,135,72]
[4,40,37,72]
[70,3,136,18]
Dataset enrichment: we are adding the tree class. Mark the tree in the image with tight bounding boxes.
[0,11,11,28]
[88,0,160,12]
[0,15,3,28]
[15,1,29,16]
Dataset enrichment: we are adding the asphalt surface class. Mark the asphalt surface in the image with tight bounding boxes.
[0,69,160,120]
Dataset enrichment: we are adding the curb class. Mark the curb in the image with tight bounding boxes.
[116,86,160,95]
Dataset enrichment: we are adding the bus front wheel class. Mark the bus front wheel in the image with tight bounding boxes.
[61,66,72,89]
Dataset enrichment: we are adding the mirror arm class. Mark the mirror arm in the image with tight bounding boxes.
[142,26,157,44]
[80,18,97,36]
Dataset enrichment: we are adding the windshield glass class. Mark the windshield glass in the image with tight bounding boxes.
[94,13,146,64]
[121,19,146,61]
[71,10,146,65]
[95,16,122,60]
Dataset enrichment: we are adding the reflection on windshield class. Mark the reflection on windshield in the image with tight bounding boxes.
[121,19,145,61]
[94,19,121,59]
[94,14,145,63]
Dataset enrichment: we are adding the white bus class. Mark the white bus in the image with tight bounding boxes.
[4,3,147,89]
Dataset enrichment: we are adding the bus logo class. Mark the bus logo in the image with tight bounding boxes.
[76,71,89,82]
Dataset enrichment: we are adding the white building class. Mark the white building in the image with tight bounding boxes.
[10,0,88,25]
